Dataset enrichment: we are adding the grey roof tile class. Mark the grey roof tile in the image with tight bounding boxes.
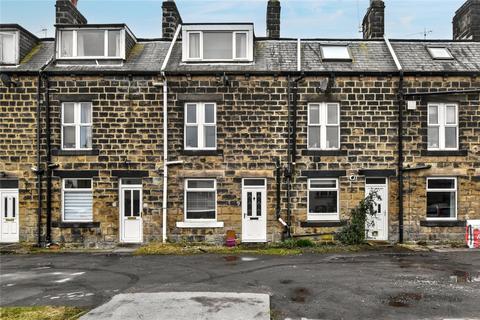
[0,40,54,73]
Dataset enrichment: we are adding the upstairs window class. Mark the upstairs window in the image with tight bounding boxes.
[183,25,253,62]
[308,103,340,150]
[185,103,216,150]
[0,31,18,64]
[58,29,123,59]
[427,103,458,150]
[62,102,92,150]
[427,47,454,60]
[321,46,351,61]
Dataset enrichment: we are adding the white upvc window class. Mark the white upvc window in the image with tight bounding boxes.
[427,103,458,150]
[0,31,19,64]
[184,179,217,221]
[426,177,457,220]
[62,178,93,222]
[184,102,216,150]
[62,102,92,150]
[308,178,340,221]
[308,102,340,150]
[182,25,253,62]
[57,28,124,59]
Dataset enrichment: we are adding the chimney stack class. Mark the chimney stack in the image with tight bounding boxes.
[162,0,182,40]
[266,0,281,39]
[55,0,87,25]
[453,0,480,41]
[362,0,385,39]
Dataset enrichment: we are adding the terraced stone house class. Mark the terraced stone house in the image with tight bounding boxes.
[1,0,479,247]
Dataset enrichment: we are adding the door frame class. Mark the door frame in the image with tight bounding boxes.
[365,178,389,241]
[119,180,143,243]
[241,178,267,243]
[0,189,20,243]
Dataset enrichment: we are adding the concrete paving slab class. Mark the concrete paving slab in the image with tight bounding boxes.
[80,292,270,320]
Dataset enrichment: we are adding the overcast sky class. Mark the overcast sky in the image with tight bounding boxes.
[0,0,465,39]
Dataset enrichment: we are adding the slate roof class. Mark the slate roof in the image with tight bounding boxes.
[391,41,480,73]
[0,40,54,73]
[45,41,170,74]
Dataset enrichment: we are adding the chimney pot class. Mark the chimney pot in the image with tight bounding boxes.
[266,0,281,39]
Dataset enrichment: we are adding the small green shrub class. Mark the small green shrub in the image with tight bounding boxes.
[337,191,379,245]
[280,238,316,248]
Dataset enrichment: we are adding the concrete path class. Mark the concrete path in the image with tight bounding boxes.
[80,292,270,320]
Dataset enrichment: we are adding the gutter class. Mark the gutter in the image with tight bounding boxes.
[160,24,182,243]
[385,36,405,244]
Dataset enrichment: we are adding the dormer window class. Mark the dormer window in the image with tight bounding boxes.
[0,31,18,64]
[427,47,454,60]
[182,24,253,62]
[321,46,351,61]
[58,28,124,59]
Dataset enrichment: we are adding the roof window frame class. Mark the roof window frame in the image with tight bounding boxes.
[56,27,126,60]
[427,47,454,60]
[320,45,352,62]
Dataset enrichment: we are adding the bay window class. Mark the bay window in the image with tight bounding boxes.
[62,179,93,222]
[426,178,457,220]
[308,179,339,221]
[58,29,123,59]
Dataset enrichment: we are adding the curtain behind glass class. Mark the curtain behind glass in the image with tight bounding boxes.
[77,30,104,56]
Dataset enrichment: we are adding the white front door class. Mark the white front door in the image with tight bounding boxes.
[365,178,388,241]
[0,190,19,243]
[242,179,267,243]
[120,182,143,243]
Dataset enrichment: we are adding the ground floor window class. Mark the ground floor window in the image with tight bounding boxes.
[62,178,93,222]
[185,179,216,221]
[308,178,339,221]
[426,177,457,220]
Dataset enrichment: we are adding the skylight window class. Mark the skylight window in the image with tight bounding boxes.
[321,46,351,61]
[427,47,454,60]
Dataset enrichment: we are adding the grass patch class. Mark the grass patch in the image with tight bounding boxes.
[0,306,86,320]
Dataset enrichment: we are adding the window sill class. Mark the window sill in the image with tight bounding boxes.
[302,150,347,156]
[301,220,346,227]
[182,150,223,156]
[420,220,466,227]
[176,221,224,228]
[52,149,100,156]
[52,221,100,228]
[421,150,468,157]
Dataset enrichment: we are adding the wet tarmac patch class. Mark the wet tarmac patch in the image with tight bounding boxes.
[223,256,238,263]
[387,292,423,307]
[280,279,293,284]
[290,287,311,303]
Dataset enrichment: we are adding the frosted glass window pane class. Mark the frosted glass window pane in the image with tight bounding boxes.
[189,33,200,58]
[186,104,197,123]
[309,105,320,124]
[60,31,73,57]
[204,104,215,123]
[80,103,91,123]
[203,32,232,59]
[428,127,439,148]
[63,103,75,123]
[204,126,215,148]
[107,30,121,57]
[445,127,457,148]
[80,126,92,149]
[326,127,339,148]
[235,33,247,58]
[446,106,456,124]
[186,126,198,148]
[308,126,321,149]
[77,30,105,56]
[327,105,338,124]
[63,127,76,149]
[0,33,16,63]
[428,106,438,124]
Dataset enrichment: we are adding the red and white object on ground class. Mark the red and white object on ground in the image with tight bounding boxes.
[466,220,480,249]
